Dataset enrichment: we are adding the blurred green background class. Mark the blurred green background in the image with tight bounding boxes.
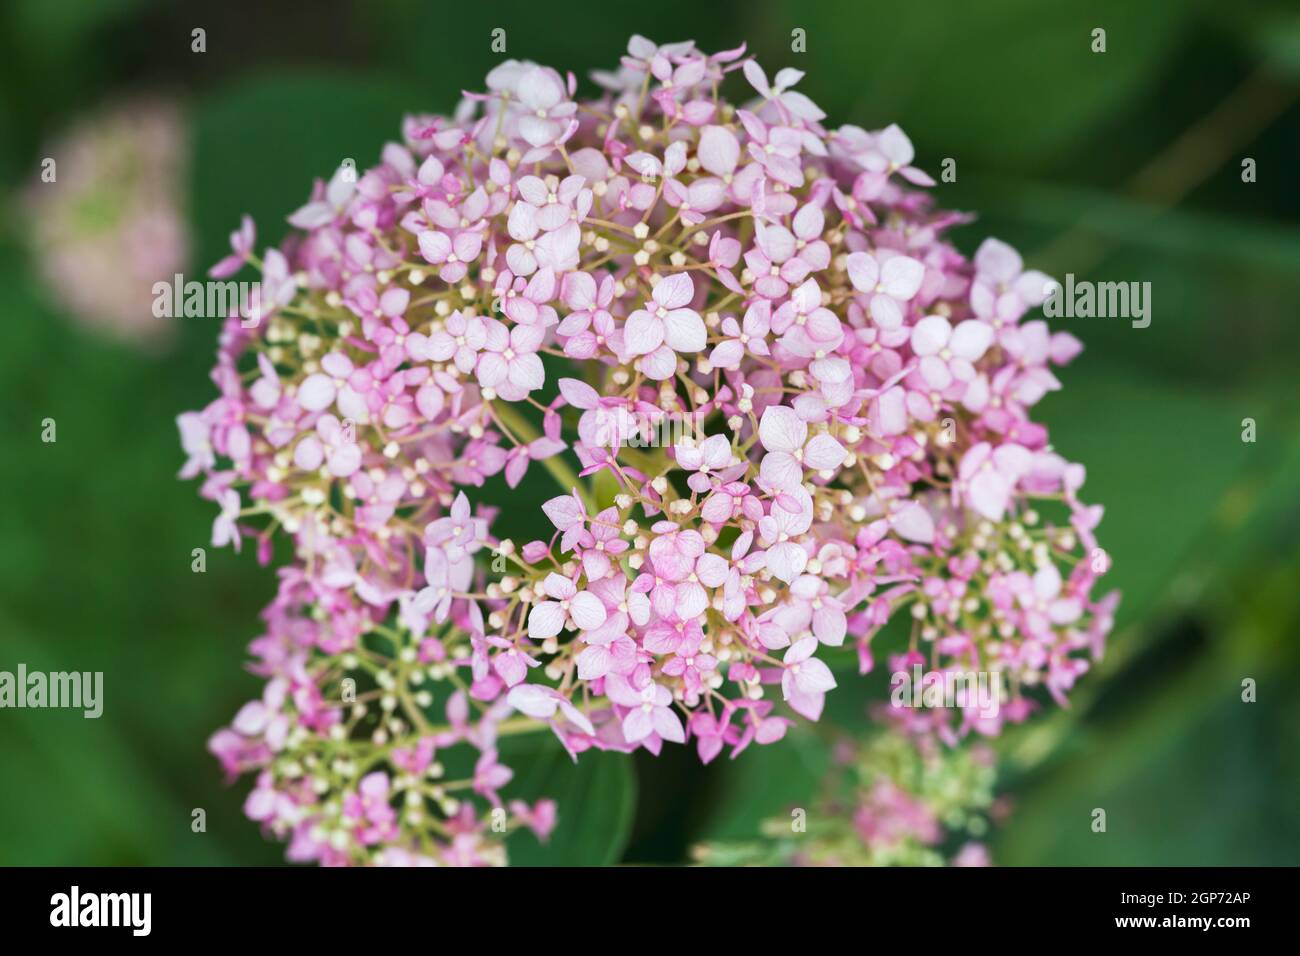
[1,0,1297,865]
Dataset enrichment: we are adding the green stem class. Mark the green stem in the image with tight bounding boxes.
[491,400,598,513]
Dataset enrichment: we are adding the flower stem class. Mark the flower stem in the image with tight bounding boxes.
[491,400,598,513]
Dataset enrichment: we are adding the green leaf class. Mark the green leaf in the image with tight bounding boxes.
[995,548,1300,865]
[765,0,1193,168]
[1035,360,1252,626]
[191,72,421,271]
[497,735,636,866]
[693,728,830,843]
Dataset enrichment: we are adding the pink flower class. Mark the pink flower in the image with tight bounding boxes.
[780,574,848,646]
[623,273,707,378]
[495,267,560,326]
[505,179,583,276]
[507,682,598,736]
[909,314,994,392]
[509,799,558,842]
[512,66,577,151]
[209,215,255,279]
[504,431,566,488]
[475,317,546,399]
[296,351,362,416]
[343,772,399,845]
[541,490,589,552]
[757,488,815,583]
[856,124,934,186]
[418,228,484,283]
[424,491,488,564]
[451,437,508,487]
[773,279,843,357]
[293,414,362,478]
[574,612,637,680]
[709,300,771,369]
[180,36,1120,864]
[557,272,617,358]
[972,238,1053,329]
[576,506,630,580]
[781,637,836,720]
[697,124,741,184]
[737,109,806,189]
[527,572,608,639]
[846,250,925,330]
[605,672,686,744]
[288,165,356,229]
[176,412,214,479]
[674,434,739,493]
[412,309,488,374]
[957,442,1034,521]
[212,488,242,552]
[758,404,848,492]
[472,748,514,806]
[742,60,826,123]
[1014,563,1083,627]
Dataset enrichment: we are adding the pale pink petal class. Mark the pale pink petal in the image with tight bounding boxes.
[698,125,740,176]
[950,319,994,361]
[891,501,935,544]
[651,707,685,744]
[662,309,706,352]
[802,433,847,471]
[297,374,336,412]
[793,655,836,695]
[622,708,653,743]
[974,237,1022,283]
[870,294,903,330]
[508,353,546,392]
[653,272,695,310]
[294,436,324,471]
[623,311,663,355]
[910,315,951,356]
[758,405,806,453]
[846,252,879,292]
[881,256,924,299]
[507,684,558,720]
[760,451,802,491]
[919,355,953,390]
[766,541,807,583]
[569,591,607,631]
[638,344,678,380]
[968,469,1011,521]
[871,386,907,436]
[527,601,566,639]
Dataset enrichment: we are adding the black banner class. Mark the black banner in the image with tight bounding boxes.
[0,866,1282,941]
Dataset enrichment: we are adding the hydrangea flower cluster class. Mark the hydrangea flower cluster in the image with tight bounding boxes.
[693,726,1004,867]
[181,35,1116,864]
[26,97,190,347]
